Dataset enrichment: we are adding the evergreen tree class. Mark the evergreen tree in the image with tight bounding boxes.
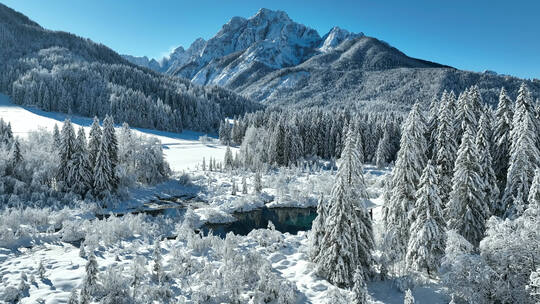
[375,129,390,168]
[404,289,415,304]
[446,127,490,246]
[231,178,237,195]
[475,113,501,215]
[242,176,248,194]
[224,145,234,169]
[405,161,446,275]
[425,96,440,160]
[503,114,540,217]
[57,119,77,188]
[312,129,374,287]
[102,115,118,189]
[80,252,98,304]
[383,103,427,269]
[93,134,112,199]
[309,194,326,261]
[37,260,46,280]
[70,127,92,196]
[510,84,538,156]
[254,171,262,193]
[435,93,457,207]
[153,240,163,283]
[67,289,78,304]
[528,169,540,210]
[202,157,206,171]
[88,117,102,171]
[10,139,22,163]
[52,123,61,150]
[352,267,368,304]
[493,88,514,192]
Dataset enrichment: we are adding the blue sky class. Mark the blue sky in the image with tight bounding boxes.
[2,0,539,79]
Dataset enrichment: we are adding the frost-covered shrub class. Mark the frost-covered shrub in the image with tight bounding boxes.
[247,221,284,251]
[177,171,192,186]
[0,286,20,303]
[99,266,132,304]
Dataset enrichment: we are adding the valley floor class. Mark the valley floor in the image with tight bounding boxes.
[0,94,450,303]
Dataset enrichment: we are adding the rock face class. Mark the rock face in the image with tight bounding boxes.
[124,8,540,107]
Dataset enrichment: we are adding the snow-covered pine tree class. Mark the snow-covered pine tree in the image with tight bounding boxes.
[475,113,501,215]
[493,88,514,192]
[10,139,22,163]
[254,171,262,193]
[224,145,233,169]
[510,84,538,156]
[375,129,390,168]
[202,157,206,171]
[352,267,368,304]
[93,134,113,199]
[67,289,78,304]
[503,113,540,217]
[69,127,92,196]
[52,123,61,150]
[57,119,77,189]
[355,130,365,164]
[446,126,490,246]
[528,169,540,210]
[425,96,440,160]
[405,161,446,275]
[435,92,457,207]
[80,251,98,304]
[38,260,46,280]
[102,115,118,189]
[242,176,248,194]
[313,128,373,287]
[404,289,415,304]
[231,179,237,195]
[153,240,163,283]
[383,103,427,270]
[88,117,102,171]
[309,194,326,261]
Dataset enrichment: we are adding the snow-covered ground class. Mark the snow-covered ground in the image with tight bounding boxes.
[0,93,450,303]
[0,94,234,172]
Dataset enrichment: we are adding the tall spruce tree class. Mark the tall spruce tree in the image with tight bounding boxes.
[57,119,77,189]
[446,126,490,246]
[70,127,92,196]
[503,114,540,217]
[309,194,327,261]
[528,169,540,210]
[224,145,234,169]
[375,129,390,168]
[312,129,374,287]
[383,103,427,269]
[80,252,98,304]
[93,134,112,199]
[88,117,102,171]
[435,92,458,207]
[405,161,446,275]
[493,88,514,191]
[476,113,501,215]
[102,115,118,189]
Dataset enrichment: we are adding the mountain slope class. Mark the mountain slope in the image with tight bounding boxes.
[0,3,260,133]
[125,8,540,107]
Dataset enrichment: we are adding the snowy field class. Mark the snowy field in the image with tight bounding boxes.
[0,93,234,172]
[0,94,450,303]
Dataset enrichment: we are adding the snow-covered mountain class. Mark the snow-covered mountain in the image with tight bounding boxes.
[125,9,362,88]
[124,8,540,107]
[0,3,260,133]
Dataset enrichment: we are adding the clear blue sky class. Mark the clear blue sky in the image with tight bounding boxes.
[2,0,539,79]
